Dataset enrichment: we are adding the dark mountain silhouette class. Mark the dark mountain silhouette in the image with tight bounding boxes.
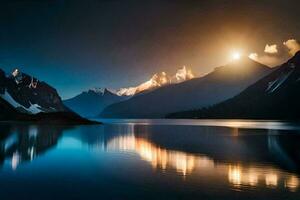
[167,51,300,119]
[100,57,271,118]
[63,88,129,117]
[0,68,98,124]
[0,69,66,113]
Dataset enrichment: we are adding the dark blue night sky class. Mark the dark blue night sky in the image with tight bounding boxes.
[1,0,300,99]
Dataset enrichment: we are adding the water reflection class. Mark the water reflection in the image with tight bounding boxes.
[103,132,300,191]
[0,121,300,199]
[75,123,300,193]
[0,124,68,170]
[286,176,300,192]
[106,135,199,175]
[99,118,300,130]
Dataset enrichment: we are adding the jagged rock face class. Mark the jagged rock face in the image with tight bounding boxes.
[0,69,66,114]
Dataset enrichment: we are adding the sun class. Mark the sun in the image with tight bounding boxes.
[232,52,241,60]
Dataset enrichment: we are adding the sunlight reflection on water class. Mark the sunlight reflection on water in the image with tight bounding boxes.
[98,119,300,130]
[92,132,300,192]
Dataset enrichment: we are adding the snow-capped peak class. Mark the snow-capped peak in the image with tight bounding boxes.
[12,69,20,77]
[88,87,106,94]
[115,66,194,96]
[0,68,67,114]
[11,68,23,84]
[87,87,118,96]
[172,66,194,83]
[84,66,195,97]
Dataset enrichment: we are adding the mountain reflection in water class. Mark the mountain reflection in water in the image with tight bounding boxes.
[0,124,66,169]
[0,120,300,199]
[104,132,299,191]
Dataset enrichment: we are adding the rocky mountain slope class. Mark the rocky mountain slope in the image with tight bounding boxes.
[167,51,300,119]
[0,68,97,124]
[64,66,194,117]
[100,57,272,118]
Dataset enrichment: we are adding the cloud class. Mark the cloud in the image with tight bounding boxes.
[248,52,281,67]
[264,44,278,54]
[283,39,300,55]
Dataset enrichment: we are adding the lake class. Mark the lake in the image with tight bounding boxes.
[0,119,300,199]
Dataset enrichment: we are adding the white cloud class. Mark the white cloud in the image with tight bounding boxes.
[264,44,278,54]
[283,39,300,55]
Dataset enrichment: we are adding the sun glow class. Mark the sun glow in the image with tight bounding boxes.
[232,52,241,60]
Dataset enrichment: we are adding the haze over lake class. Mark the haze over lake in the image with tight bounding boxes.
[0,119,299,200]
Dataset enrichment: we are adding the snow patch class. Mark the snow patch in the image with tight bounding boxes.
[89,88,105,94]
[28,103,43,114]
[11,69,23,84]
[266,69,294,93]
[116,87,137,96]
[1,90,24,108]
[0,90,43,114]
[172,66,194,83]
[87,88,119,96]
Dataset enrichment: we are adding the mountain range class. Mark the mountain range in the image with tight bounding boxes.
[63,88,129,118]
[167,51,300,119]
[3,52,298,122]
[0,69,96,124]
[99,57,272,118]
[64,66,194,117]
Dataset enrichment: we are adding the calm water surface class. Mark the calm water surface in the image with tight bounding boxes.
[0,119,300,199]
